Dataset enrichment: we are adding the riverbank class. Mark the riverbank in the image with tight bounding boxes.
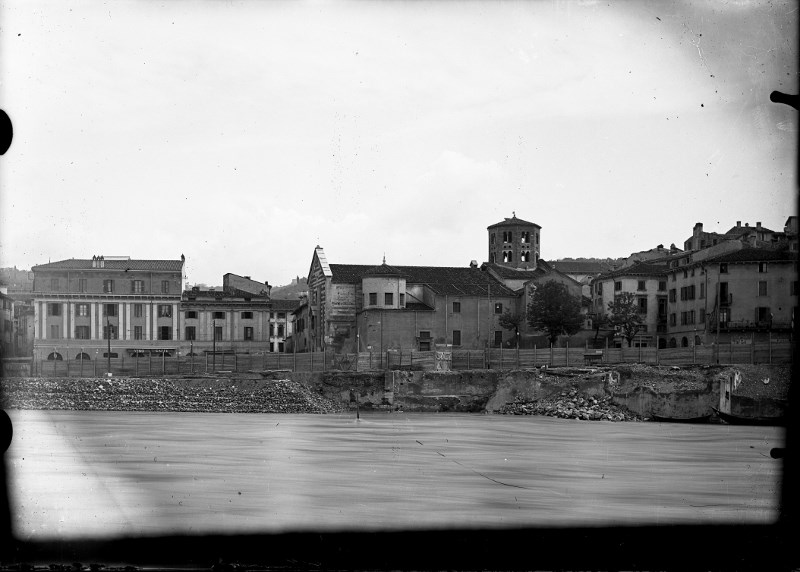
[0,363,790,419]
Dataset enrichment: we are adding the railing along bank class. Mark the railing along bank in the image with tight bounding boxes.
[9,339,795,378]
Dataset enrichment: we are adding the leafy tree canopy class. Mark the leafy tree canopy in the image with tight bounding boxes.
[607,291,644,347]
[526,280,583,345]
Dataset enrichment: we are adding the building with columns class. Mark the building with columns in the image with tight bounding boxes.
[30,255,185,360]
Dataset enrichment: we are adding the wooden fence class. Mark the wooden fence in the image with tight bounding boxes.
[16,339,795,378]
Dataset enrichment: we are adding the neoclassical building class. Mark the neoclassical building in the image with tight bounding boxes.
[31,255,185,360]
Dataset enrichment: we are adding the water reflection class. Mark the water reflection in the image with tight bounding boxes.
[7,410,782,539]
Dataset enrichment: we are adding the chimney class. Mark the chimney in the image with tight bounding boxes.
[469,260,478,269]
[756,222,761,229]
[670,243,677,253]
[745,222,749,227]
[737,221,741,227]
[657,244,664,250]
[244,276,251,280]
[92,255,97,268]
[694,222,703,234]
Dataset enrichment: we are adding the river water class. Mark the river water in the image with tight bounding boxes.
[6,410,783,540]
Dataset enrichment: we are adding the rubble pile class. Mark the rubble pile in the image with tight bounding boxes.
[0,377,346,414]
[498,387,643,422]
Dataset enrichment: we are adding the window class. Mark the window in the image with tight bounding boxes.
[278,312,286,320]
[185,326,196,341]
[595,282,603,295]
[400,294,405,307]
[104,304,117,317]
[689,310,695,324]
[48,303,61,316]
[159,326,172,340]
[369,293,377,306]
[383,292,394,306]
[278,342,285,353]
[680,311,687,326]
[669,289,676,303]
[759,262,768,273]
[50,278,60,291]
[669,313,676,326]
[494,330,503,347]
[452,330,461,346]
[688,284,695,300]
[658,281,667,291]
[419,330,431,339]
[720,263,728,274]
[700,283,705,299]
[490,233,495,244]
[75,326,90,339]
[132,304,142,318]
[637,281,646,291]
[452,301,461,313]
[699,308,706,323]
[244,327,254,341]
[78,278,87,292]
[680,287,686,301]
[77,304,89,317]
[134,326,143,340]
[185,310,197,319]
[132,280,144,293]
[683,270,688,279]
[161,280,170,294]
[50,325,60,339]
[638,297,647,314]
[494,303,503,314]
[103,325,118,339]
[614,281,622,291]
[241,312,253,320]
[277,324,284,337]
[270,324,275,336]
[103,279,114,293]
[213,311,225,320]
[758,281,767,296]
[215,327,223,341]
[102,352,119,359]
[158,305,172,318]
[756,307,771,324]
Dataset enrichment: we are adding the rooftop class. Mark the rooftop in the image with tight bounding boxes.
[487,214,541,229]
[32,258,184,272]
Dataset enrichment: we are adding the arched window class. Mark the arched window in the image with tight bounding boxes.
[75,352,91,361]
[694,336,702,347]
[681,336,689,347]
[669,338,677,348]
[47,352,63,361]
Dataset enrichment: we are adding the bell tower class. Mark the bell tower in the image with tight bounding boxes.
[487,213,541,270]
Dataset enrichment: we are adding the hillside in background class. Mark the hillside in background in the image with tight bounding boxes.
[270,276,308,300]
[0,267,34,291]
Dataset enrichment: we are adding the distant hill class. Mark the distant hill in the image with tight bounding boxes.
[271,276,308,300]
[0,267,34,291]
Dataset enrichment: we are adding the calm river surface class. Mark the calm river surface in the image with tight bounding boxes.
[6,410,783,539]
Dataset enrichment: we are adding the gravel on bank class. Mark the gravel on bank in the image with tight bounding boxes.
[497,388,644,421]
[0,376,346,414]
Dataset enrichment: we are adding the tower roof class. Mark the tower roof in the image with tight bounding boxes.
[487,214,541,229]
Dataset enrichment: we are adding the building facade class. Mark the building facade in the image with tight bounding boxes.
[304,248,519,353]
[31,256,185,360]
[487,214,541,268]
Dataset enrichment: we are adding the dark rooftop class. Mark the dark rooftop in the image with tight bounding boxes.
[33,259,183,272]
[487,215,541,229]
[329,264,517,297]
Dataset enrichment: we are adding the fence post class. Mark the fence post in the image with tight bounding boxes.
[566,341,570,367]
[311,351,314,372]
[205,353,208,373]
[729,338,733,364]
[121,356,124,376]
[533,344,537,367]
[751,332,755,364]
[467,351,470,370]
[80,355,84,377]
[149,352,153,375]
[135,355,138,377]
[769,334,772,364]
[483,349,487,369]
[93,358,97,377]
[369,350,372,370]
[162,352,166,375]
[278,353,282,369]
[293,349,297,372]
[550,344,553,367]
[66,355,70,377]
[500,345,503,370]
[655,337,659,365]
[324,350,327,372]
[639,341,642,363]
[234,353,238,373]
[605,335,608,363]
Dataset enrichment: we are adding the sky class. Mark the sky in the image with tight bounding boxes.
[0,0,797,287]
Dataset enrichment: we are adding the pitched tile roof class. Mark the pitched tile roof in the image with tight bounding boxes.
[597,262,670,280]
[329,264,517,297]
[708,247,796,264]
[547,260,614,274]
[271,298,301,311]
[487,215,541,229]
[32,258,184,272]
[482,263,549,280]
[362,263,407,277]
[725,224,777,235]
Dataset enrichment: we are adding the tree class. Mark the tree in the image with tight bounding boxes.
[526,281,583,345]
[607,292,644,347]
[498,309,523,347]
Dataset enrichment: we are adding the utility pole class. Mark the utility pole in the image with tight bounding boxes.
[106,315,111,375]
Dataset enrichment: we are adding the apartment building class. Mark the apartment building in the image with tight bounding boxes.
[30,255,185,360]
[0,288,13,358]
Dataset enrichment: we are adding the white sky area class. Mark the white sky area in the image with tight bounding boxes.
[0,0,797,287]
